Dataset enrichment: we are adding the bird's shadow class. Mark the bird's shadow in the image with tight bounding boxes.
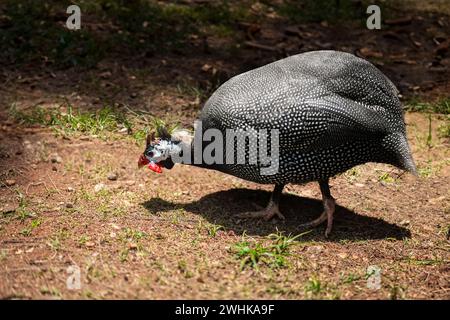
[141,188,410,242]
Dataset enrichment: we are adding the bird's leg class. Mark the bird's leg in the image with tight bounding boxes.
[299,179,335,237]
[237,184,285,221]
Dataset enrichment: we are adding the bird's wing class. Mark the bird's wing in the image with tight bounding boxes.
[278,94,390,151]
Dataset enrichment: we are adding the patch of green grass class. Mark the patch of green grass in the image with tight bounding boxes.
[407,257,445,266]
[118,227,147,262]
[405,97,450,114]
[78,235,89,246]
[20,218,42,236]
[207,223,223,237]
[177,81,207,101]
[40,287,62,297]
[119,248,129,262]
[343,167,360,182]
[121,228,147,242]
[340,272,363,284]
[9,103,130,137]
[417,160,434,178]
[178,259,194,279]
[14,190,35,221]
[268,230,305,267]
[47,228,69,251]
[233,240,272,269]
[9,103,182,146]
[304,276,324,297]
[232,230,306,269]
[378,172,396,183]
[438,117,450,138]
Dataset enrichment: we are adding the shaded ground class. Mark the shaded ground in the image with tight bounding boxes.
[0,0,449,299]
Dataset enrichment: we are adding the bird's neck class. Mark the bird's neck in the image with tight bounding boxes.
[170,130,216,170]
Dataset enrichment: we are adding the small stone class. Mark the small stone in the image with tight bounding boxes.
[354,183,365,188]
[128,243,138,250]
[107,172,118,181]
[50,154,62,163]
[52,166,57,172]
[130,92,137,98]
[67,186,74,192]
[5,179,16,186]
[338,252,348,259]
[94,183,106,193]
[85,241,95,248]
[201,64,212,72]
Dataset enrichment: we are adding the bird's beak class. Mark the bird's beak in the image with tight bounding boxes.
[138,154,149,169]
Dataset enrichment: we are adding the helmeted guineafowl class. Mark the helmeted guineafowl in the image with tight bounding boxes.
[139,50,416,237]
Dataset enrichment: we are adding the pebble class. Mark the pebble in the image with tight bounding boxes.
[5,179,16,186]
[50,154,62,163]
[67,186,75,192]
[94,183,106,193]
[338,252,348,259]
[107,172,118,181]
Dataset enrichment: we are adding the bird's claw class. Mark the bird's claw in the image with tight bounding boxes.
[237,202,284,221]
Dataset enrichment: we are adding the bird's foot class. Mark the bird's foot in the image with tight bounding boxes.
[237,201,285,221]
[299,197,335,237]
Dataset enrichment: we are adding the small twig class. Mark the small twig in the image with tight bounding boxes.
[46,174,61,194]
[26,181,48,195]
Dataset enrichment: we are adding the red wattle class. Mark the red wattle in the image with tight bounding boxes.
[148,162,162,173]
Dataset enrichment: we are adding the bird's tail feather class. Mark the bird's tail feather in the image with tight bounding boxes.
[382,132,417,175]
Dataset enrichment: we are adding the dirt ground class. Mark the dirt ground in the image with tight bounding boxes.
[0,0,449,299]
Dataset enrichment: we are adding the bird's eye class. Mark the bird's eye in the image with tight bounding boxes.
[147,151,154,158]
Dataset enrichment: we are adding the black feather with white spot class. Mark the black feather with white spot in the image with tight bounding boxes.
[199,50,416,184]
